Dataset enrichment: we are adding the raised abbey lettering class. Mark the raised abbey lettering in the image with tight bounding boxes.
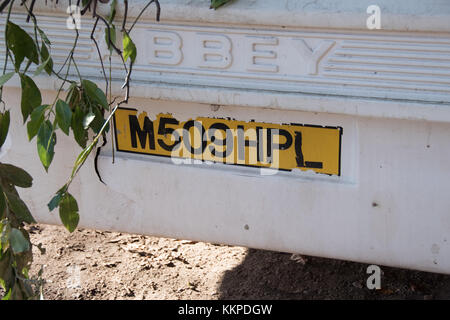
[292,39,335,75]
[147,30,183,65]
[246,36,279,73]
[197,33,232,69]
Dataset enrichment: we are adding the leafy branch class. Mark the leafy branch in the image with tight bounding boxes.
[0,0,234,299]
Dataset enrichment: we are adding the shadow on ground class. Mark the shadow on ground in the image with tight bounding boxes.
[218,249,450,299]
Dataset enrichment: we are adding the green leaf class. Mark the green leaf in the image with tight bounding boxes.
[0,110,10,148]
[36,120,56,171]
[59,193,79,233]
[34,43,53,77]
[33,56,50,77]
[47,193,62,212]
[1,288,11,300]
[48,185,67,212]
[0,72,14,87]
[65,83,81,111]
[0,251,14,292]
[70,140,96,181]
[0,220,10,253]
[4,192,35,224]
[94,88,109,110]
[81,79,108,110]
[20,74,42,123]
[105,24,116,54]
[37,27,51,46]
[73,143,94,173]
[122,31,137,64]
[6,21,39,70]
[0,164,33,188]
[83,110,96,129]
[89,106,109,134]
[16,253,32,278]
[42,43,53,76]
[210,0,232,9]
[9,228,30,254]
[55,99,72,135]
[71,106,88,148]
[107,0,117,24]
[26,105,48,141]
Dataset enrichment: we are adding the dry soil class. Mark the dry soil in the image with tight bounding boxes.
[12,224,449,300]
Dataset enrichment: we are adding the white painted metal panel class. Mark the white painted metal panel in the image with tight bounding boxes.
[2,0,450,274]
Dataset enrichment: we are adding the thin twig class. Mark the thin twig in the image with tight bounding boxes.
[129,0,161,33]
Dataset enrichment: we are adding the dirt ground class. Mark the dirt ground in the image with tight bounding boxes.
[16,224,450,300]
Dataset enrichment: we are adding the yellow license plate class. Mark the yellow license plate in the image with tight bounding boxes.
[113,108,342,176]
